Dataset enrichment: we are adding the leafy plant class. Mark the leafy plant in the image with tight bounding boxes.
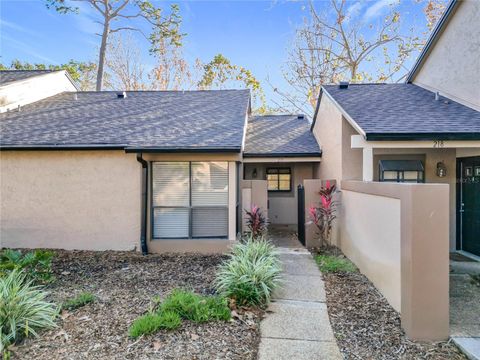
[215,237,282,306]
[62,292,95,311]
[128,311,181,338]
[0,249,55,284]
[128,289,230,338]
[244,205,268,239]
[159,289,230,323]
[314,255,357,273]
[307,181,338,247]
[0,271,58,353]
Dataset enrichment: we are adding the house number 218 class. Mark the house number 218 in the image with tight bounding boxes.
[433,140,445,148]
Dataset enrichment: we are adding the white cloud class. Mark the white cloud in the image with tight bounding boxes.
[0,19,42,38]
[363,0,398,21]
[2,34,58,64]
[346,2,365,21]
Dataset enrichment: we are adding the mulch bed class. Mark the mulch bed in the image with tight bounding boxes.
[11,251,262,360]
[317,249,467,359]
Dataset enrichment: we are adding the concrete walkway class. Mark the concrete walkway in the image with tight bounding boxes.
[450,259,480,360]
[258,248,342,360]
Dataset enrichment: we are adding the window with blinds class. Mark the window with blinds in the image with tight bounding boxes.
[152,162,229,239]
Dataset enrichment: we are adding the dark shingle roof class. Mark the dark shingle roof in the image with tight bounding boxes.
[244,114,321,157]
[0,90,250,151]
[322,83,480,140]
[0,70,58,86]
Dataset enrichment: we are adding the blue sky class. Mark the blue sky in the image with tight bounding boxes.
[1,0,429,107]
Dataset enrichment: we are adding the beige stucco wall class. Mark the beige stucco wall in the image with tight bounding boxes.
[411,1,480,110]
[312,94,343,181]
[241,180,268,233]
[312,94,362,183]
[144,154,239,253]
[341,180,450,341]
[340,189,401,310]
[373,148,457,249]
[243,162,314,225]
[0,151,141,251]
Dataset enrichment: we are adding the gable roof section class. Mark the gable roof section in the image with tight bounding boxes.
[244,114,321,157]
[0,70,55,85]
[406,0,459,83]
[0,90,250,151]
[321,83,480,141]
[0,70,80,91]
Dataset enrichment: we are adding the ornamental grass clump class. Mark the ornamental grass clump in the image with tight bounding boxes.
[215,237,282,307]
[0,270,58,353]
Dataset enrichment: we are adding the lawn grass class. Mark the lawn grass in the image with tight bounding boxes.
[159,289,231,323]
[128,289,231,338]
[314,254,357,273]
[62,292,95,310]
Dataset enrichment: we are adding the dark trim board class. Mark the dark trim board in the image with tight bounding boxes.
[366,133,480,141]
[125,147,242,154]
[243,152,322,158]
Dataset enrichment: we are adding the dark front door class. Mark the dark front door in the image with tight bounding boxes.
[457,156,480,256]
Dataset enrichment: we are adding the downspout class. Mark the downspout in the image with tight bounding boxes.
[136,153,148,255]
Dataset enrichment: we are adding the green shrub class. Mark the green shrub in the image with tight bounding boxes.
[159,289,231,323]
[0,271,58,352]
[215,237,282,306]
[62,292,95,311]
[0,249,55,284]
[128,289,230,338]
[128,311,181,338]
[314,254,357,273]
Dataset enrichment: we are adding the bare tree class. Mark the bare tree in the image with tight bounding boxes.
[197,54,267,114]
[273,0,421,117]
[46,0,183,91]
[106,33,147,90]
[149,29,192,90]
[420,0,448,30]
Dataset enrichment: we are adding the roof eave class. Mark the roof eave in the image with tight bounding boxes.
[0,144,126,151]
[406,0,459,83]
[243,152,322,158]
[125,147,242,154]
[365,132,480,141]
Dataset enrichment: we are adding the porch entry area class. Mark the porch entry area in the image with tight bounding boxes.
[241,161,321,248]
[457,156,480,257]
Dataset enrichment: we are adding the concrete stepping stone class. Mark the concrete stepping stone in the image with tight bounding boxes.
[273,274,326,302]
[260,300,335,342]
[258,338,342,360]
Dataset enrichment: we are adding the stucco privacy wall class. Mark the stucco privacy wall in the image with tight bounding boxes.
[341,181,450,341]
[0,151,141,250]
[241,180,268,233]
[411,1,480,111]
[143,153,240,253]
[340,189,401,310]
[373,148,457,249]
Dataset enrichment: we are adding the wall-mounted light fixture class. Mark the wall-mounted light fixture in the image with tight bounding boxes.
[252,168,257,179]
[436,161,447,178]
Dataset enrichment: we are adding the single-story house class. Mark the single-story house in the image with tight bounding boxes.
[0,71,321,253]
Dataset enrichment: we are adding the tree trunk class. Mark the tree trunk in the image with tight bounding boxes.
[96,19,110,91]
